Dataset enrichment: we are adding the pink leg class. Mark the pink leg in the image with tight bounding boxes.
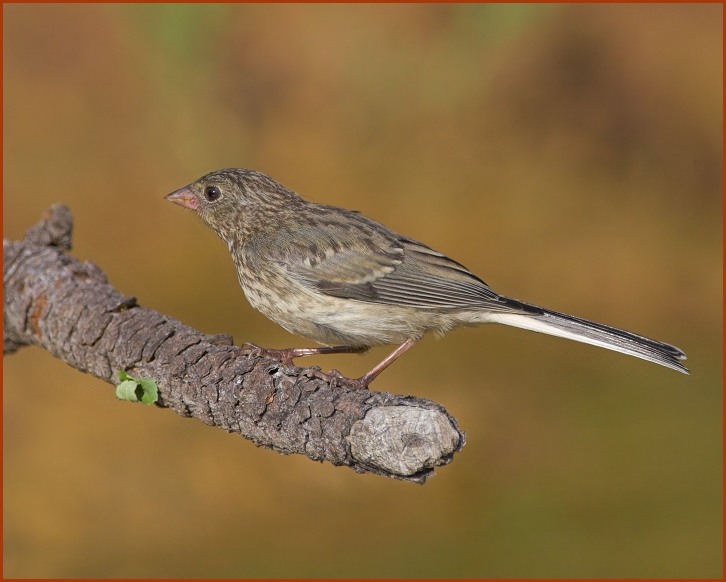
[241,342,368,366]
[328,337,419,389]
[242,339,419,389]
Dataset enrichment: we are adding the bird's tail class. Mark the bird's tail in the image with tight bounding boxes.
[481,298,689,374]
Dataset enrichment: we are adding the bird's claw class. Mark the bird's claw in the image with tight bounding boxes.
[240,342,263,359]
[240,342,296,367]
[239,343,372,389]
[307,367,370,391]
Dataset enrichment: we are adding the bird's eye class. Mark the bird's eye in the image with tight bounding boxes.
[204,186,222,202]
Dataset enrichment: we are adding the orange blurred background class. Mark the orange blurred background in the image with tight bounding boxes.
[3,4,721,578]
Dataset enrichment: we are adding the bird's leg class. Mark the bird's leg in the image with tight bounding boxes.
[323,338,420,390]
[241,342,368,367]
[356,337,419,386]
[242,339,418,390]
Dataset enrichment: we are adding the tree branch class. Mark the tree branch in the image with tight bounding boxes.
[3,205,465,483]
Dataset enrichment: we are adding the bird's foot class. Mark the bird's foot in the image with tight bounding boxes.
[239,343,377,389]
[240,342,369,367]
[306,367,371,391]
[240,342,297,367]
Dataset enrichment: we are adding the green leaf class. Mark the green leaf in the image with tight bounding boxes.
[115,371,158,404]
[115,380,140,401]
[136,377,159,404]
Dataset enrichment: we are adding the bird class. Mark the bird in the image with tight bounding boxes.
[165,168,688,388]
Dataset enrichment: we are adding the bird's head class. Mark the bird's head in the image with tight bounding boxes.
[165,168,302,241]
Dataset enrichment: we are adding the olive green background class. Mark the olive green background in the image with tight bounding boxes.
[3,4,722,578]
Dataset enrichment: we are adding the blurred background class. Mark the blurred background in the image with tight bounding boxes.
[3,3,722,578]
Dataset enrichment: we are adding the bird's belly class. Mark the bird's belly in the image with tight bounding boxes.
[239,274,457,347]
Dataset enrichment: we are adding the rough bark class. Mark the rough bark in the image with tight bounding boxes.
[3,205,465,483]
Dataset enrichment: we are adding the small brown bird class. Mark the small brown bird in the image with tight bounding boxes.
[165,168,688,387]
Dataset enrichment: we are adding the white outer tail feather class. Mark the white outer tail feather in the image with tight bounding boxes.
[482,311,689,374]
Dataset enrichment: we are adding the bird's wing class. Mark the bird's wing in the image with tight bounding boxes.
[257,207,519,312]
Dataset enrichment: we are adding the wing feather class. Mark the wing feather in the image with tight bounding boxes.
[257,205,522,312]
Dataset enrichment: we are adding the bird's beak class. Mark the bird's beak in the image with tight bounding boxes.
[165,186,199,211]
